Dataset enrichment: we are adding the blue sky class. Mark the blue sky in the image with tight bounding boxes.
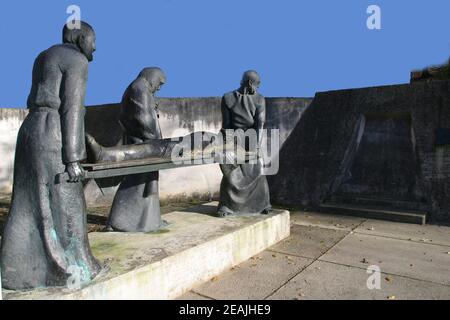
[0,0,449,107]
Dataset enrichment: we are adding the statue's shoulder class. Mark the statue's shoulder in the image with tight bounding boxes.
[222,91,236,100]
[128,78,149,97]
[255,92,265,104]
[122,78,153,109]
[44,44,88,68]
[222,91,238,108]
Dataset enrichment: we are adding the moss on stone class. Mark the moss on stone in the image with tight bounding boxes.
[91,241,120,256]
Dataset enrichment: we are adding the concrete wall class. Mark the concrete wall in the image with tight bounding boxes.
[0,109,28,193]
[0,97,311,206]
[2,82,450,223]
[269,80,450,223]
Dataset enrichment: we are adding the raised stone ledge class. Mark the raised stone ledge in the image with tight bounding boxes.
[3,202,290,300]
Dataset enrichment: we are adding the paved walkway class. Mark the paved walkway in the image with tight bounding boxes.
[178,210,450,300]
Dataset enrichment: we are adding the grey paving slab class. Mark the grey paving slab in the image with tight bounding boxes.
[290,211,366,231]
[320,233,450,286]
[193,251,312,300]
[268,260,450,300]
[355,219,450,247]
[269,225,348,259]
[176,291,213,300]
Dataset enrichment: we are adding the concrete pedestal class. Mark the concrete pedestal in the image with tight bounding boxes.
[4,202,289,300]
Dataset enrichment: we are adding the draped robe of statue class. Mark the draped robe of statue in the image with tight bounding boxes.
[107,77,165,232]
[0,43,101,290]
[217,90,272,216]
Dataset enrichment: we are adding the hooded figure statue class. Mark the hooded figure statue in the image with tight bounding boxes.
[106,67,168,233]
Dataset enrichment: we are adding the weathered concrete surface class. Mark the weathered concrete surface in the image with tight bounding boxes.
[290,211,365,231]
[319,203,427,225]
[269,225,348,259]
[192,251,312,300]
[181,209,450,300]
[355,219,450,247]
[0,108,28,193]
[267,261,450,300]
[3,202,290,300]
[176,291,211,300]
[319,233,450,286]
[270,80,450,223]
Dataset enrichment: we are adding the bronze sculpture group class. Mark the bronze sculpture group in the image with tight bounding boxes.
[0,21,272,291]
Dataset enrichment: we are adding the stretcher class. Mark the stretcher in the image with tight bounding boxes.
[56,152,257,183]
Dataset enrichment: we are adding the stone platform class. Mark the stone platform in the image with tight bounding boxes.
[3,202,290,300]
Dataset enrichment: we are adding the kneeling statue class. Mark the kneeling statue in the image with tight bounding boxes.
[217,70,272,217]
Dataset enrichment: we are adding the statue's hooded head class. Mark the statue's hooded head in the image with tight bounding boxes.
[138,67,166,93]
[63,21,96,62]
[240,70,260,95]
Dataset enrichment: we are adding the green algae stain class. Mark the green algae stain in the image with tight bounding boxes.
[145,228,170,235]
[91,242,119,255]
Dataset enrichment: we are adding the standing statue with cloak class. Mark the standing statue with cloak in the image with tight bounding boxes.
[1,22,102,290]
[217,70,272,216]
[106,68,168,233]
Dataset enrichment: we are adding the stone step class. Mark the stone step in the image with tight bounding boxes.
[329,195,429,212]
[319,203,427,225]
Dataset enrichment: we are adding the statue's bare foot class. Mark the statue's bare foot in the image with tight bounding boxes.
[85,133,103,163]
